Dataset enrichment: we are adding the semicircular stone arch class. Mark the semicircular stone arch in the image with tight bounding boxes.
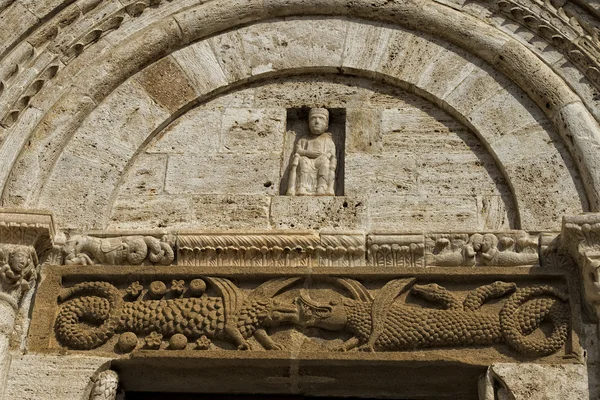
[24,17,587,231]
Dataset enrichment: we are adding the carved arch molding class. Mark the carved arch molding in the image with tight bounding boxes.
[0,0,600,399]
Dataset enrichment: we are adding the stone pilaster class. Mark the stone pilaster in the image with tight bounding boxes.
[559,214,600,320]
[0,210,54,400]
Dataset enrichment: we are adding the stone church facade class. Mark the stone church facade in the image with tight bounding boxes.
[0,0,599,398]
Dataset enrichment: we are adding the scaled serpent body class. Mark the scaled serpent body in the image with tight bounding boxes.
[339,284,569,356]
[55,282,278,350]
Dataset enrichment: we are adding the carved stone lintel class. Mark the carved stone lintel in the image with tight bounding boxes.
[52,273,571,358]
[178,232,365,267]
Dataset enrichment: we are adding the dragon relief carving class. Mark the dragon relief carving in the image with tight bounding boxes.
[55,277,301,351]
[64,234,175,265]
[55,275,571,357]
[297,278,570,357]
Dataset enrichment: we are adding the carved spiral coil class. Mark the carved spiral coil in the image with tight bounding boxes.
[499,285,570,356]
[146,238,175,265]
[55,282,122,350]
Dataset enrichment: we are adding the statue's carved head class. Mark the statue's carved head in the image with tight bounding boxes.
[308,108,329,136]
[482,234,499,252]
[297,291,347,330]
[468,233,484,251]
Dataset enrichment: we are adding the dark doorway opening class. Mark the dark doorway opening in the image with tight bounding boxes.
[126,395,382,400]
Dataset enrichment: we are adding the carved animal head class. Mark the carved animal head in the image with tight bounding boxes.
[262,298,300,327]
[489,281,517,294]
[296,291,348,331]
[411,283,447,298]
[237,297,299,339]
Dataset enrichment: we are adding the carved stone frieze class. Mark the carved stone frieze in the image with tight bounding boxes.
[177,232,365,267]
[64,234,175,266]
[425,232,539,267]
[367,234,424,268]
[46,268,574,360]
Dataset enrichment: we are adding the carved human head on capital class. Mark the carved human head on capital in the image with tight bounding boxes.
[308,108,329,136]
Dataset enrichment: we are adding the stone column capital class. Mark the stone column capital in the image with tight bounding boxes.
[0,210,55,309]
[559,214,600,320]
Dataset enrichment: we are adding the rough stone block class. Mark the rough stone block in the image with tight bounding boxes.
[68,79,170,167]
[344,153,418,197]
[221,107,286,153]
[231,18,347,77]
[190,194,271,230]
[252,75,370,109]
[503,153,587,230]
[134,56,198,113]
[165,153,281,195]
[270,196,367,230]
[5,355,112,400]
[368,194,479,231]
[466,84,545,142]
[345,108,382,154]
[0,2,38,56]
[415,43,478,101]
[443,65,515,118]
[488,363,589,400]
[117,153,168,197]
[107,195,194,230]
[149,108,222,154]
[342,22,393,73]
[172,40,230,96]
[477,195,513,230]
[39,153,120,230]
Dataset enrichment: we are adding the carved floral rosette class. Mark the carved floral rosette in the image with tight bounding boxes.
[177,233,365,267]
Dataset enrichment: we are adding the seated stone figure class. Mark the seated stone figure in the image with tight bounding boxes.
[287,108,337,196]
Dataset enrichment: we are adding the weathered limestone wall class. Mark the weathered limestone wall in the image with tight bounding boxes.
[10,17,585,233]
[110,75,517,232]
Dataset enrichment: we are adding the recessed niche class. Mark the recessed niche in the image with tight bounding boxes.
[280,107,346,196]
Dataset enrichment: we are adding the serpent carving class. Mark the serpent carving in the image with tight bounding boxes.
[298,279,570,356]
[55,277,300,351]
